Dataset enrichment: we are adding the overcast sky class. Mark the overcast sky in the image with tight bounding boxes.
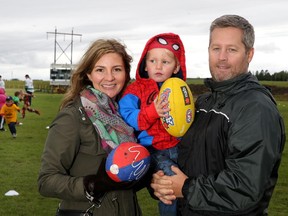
[1,0,288,80]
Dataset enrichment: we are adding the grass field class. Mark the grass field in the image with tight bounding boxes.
[0,85,287,215]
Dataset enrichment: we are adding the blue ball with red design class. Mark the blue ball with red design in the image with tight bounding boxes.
[105,142,151,182]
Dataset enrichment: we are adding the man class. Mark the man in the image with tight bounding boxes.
[151,14,286,216]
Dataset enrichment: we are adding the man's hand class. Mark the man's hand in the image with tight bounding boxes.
[151,170,175,204]
[151,166,188,204]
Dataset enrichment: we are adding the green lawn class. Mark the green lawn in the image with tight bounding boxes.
[0,87,287,215]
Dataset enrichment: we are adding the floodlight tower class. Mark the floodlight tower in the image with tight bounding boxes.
[47,28,82,90]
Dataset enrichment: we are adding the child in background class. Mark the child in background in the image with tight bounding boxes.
[0,96,20,138]
[13,91,23,125]
[18,90,40,118]
[119,33,187,216]
[0,88,7,131]
[13,91,21,106]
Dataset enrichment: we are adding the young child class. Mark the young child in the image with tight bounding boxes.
[0,96,20,138]
[18,90,40,118]
[13,91,21,106]
[119,33,187,216]
[0,88,7,131]
[12,91,23,125]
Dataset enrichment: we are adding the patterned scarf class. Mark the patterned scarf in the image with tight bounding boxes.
[80,86,136,153]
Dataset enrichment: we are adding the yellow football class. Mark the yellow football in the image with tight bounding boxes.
[159,77,195,137]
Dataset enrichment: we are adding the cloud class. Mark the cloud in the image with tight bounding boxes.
[0,0,288,80]
[256,42,280,54]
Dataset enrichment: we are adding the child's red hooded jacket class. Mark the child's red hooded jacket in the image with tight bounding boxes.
[119,33,186,150]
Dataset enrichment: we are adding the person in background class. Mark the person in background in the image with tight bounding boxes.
[0,88,7,131]
[0,96,20,138]
[13,91,21,106]
[18,90,40,118]
[151,14,286,216]
[12,91,23,125]
[119,32,186,216]
[24,74,34,105]
[38,38,149,216]
[0,75,5,89]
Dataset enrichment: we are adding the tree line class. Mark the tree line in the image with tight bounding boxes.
[251,70,288,81]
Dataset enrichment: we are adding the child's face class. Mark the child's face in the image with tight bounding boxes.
[6,100,14,106]
[145,48,179,83]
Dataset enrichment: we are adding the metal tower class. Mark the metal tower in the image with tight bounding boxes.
[47,28,82,88]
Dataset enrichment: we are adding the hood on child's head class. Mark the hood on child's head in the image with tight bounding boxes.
[136,32,187,81]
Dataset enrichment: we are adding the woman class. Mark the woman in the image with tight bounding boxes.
[38,39,145,216]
